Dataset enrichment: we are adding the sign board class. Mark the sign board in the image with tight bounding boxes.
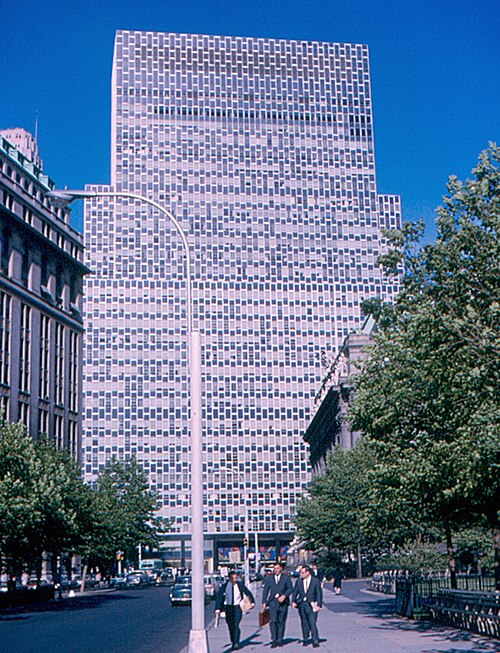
[228,548,241,564]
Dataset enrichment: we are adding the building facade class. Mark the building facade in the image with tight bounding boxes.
[0,129,88,457]
[82,32,401,541]
[304,316,376,474]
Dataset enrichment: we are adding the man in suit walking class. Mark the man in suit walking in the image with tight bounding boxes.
[311,562,325,586]
[262,562,293,648]
[215,570,255,650]
[291,565,323,647]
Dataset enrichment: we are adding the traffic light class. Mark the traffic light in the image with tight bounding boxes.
[243,538,248,548]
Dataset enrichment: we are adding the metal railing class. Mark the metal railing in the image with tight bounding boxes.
[431,589,500,639]
[370,571,496,619]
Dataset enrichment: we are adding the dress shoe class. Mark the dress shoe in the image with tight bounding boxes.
[313,642,320,648]
[302,643,308,647]
[271,644,278,649]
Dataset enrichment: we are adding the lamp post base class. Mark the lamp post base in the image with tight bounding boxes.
[188,628,209,653]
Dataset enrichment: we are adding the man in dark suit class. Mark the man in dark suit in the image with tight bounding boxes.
[310,562,325,585]
[215,570,255,650]
[262,562,293,648]
[291,566,323,647]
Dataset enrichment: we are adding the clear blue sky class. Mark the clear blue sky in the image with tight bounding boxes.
[1,0,498,238]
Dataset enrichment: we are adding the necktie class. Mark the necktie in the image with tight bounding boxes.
[305,578,309,593]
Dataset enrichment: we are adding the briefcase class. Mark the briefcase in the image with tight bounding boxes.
[259,608,270,627]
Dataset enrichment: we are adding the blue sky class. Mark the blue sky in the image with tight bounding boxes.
[1,0,498,238]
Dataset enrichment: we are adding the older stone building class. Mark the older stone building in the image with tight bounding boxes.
[304,316,376,473]
[0,128,89,458]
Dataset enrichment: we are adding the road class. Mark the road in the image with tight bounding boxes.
[0,586,214,653]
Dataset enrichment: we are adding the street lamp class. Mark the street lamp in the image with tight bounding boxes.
[45,189,208,653]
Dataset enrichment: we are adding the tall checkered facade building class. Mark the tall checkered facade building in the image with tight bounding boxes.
[83,31,401,536]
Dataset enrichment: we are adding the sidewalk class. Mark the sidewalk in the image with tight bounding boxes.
[184,580,499,653]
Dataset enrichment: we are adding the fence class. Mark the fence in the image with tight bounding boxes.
[396,573,496,613]
[370,572,496,620]
[431,589,500,639]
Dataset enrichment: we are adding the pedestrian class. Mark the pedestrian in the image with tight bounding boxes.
[215,570,255,650]
[332,567,342,595]
[310,562,325,587]
[291,565,323,648]
[262,561,293,648]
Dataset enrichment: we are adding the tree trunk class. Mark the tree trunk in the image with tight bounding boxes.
[81,563,88,593]
[444,522,457,589]
[356,541,363,579]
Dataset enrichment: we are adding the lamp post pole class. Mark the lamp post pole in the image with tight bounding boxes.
[243,495,250,585]
[46,189,208,653]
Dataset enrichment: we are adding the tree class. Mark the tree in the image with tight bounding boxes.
[89,457,158,573]
[29,438,93,575]
[295,443,376,577]
[0,420,92,578]
[0,420,39,574]
[350,144,500,587]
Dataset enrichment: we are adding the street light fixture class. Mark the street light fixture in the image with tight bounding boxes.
[45,189,208,653]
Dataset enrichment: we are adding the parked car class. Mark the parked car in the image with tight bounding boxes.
[0,578,25,592]
[70,574,98,590]
[173,574,191,586]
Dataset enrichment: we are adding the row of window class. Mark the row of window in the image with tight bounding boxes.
[0,291,79,411]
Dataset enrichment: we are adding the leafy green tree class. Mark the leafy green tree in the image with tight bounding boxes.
[295,443,376,577]
[29,438,93,574]
[350,144,500,587]
[0,420,92,577]
[89,457,158,573]
[0,420,38,573]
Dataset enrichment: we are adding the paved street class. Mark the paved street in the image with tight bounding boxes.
[193,580,500,653]
[0,585,212,653]
[1,580,498,653]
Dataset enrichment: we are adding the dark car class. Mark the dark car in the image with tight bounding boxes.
[169,582,192,606]
[155,569,175,585]
[169,581,210,606]
[126,571,150,587]
[70,574,98,590]
[110,574,128,588]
